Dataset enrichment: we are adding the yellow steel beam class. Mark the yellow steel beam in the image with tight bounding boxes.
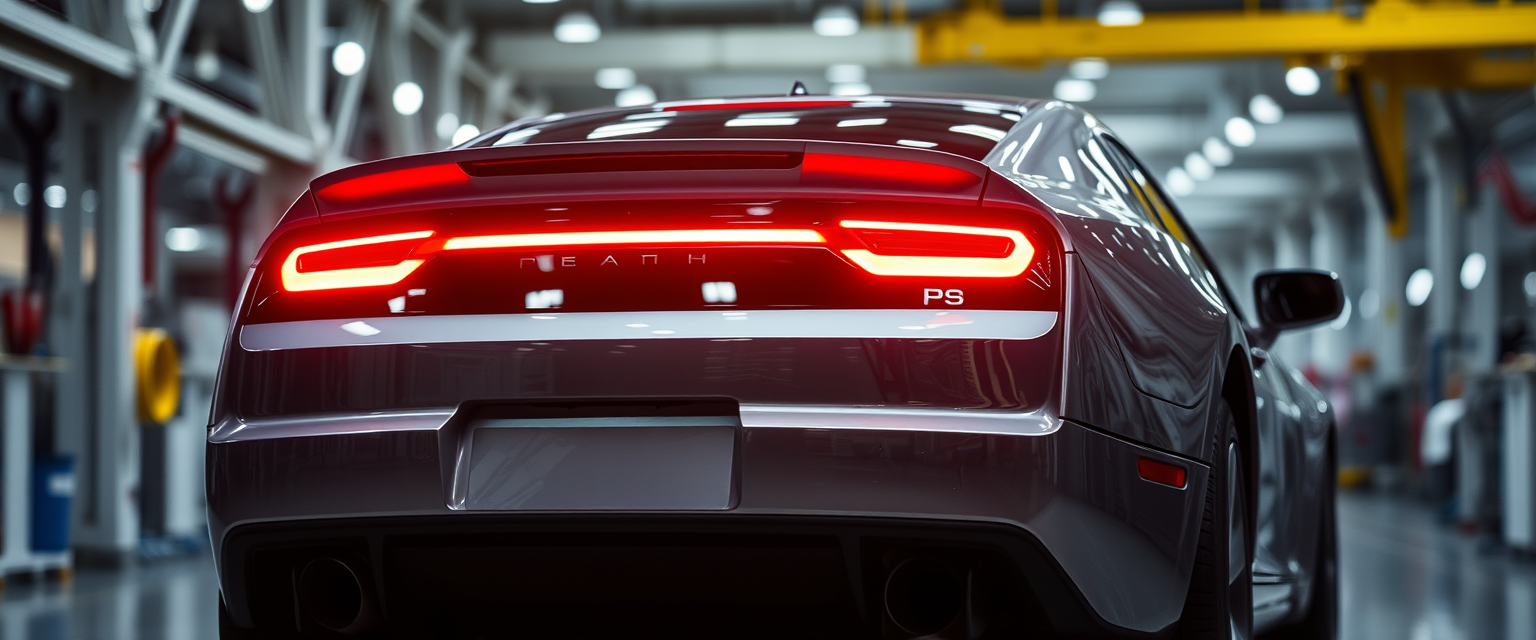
[917,1,1536,66]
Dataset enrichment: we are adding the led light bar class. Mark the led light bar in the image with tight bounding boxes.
[442,228,826,251]
[837,220,1034,278]
[281,231,434,292]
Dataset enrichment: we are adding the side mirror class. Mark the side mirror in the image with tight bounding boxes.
[1252,269,1344,344]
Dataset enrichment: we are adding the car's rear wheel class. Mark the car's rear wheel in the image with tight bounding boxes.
[1179,403,1253,640]
[1265,434,1338,640]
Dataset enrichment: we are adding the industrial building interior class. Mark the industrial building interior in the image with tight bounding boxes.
[1,0,1535,638]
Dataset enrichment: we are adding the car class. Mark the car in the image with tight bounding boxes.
[209,93,1342,640]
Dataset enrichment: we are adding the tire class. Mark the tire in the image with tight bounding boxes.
[1178,401,1253,640]
[1265,434,1338,640]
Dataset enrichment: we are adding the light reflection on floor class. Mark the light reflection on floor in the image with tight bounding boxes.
[1,491,1533,639]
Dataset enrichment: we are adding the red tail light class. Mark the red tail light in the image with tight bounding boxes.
[837,220,1033,278]
[281,231,433,292]
[1137,458,1188,489]
[442,228,826,251]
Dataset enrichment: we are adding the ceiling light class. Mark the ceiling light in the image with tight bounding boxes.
[1526,272,1536,305]
[1358,289,1379,319]
[555,12,601,43]
[1249,94,1284,124]
[392,82,423,115]
[242,0,272,13]
[826,63,866,84]
[1202,137,1233,166]
[1165,167,1195,196]
[1097,0,1144,26]
[595,67,636,90]
[1225,116,1256,147]
[830,82,872,96]
[1406,268,1433,307]
[615,84,657,107]
[1069,57,1109,80]
[332,41,366,76]
[1183,152,1214,180]
[193,49,220,81]
[1286,67,1321,96]
[1053,78,1096,102]
[1461,253,1486,290]
[42,185,65,209]
[813,6,860,37]
[436,113,460,140]
[12,183,28,206]
[166,227,204,252]
[452,124,480,146]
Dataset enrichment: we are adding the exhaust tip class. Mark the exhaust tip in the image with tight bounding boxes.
[883,556,966,637]
[297,558,373,633]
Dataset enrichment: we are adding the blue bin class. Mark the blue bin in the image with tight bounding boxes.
[31,454,75,552]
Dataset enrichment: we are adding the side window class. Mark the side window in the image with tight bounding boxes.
[1100,136,1243,317]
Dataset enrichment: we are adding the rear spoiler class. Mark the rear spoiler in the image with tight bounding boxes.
[306,139,993,222]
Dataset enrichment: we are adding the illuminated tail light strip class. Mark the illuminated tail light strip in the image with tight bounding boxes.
[281,231,434,292]
[442,228,826,251]
[837,220,1034,278]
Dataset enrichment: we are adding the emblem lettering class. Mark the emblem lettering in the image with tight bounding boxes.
[601,255,619,266]
[689,254,706,264]
[923,288,965,306]
[561,256,576,267]
[641,254,658,265]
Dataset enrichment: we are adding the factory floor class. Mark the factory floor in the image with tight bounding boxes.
[1,491,1534,639]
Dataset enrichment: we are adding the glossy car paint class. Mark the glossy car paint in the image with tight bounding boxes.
[208,95,1334,638]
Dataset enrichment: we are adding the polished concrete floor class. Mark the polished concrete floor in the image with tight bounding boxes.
[1,491,1534,639]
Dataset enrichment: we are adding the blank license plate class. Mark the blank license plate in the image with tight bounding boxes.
[464,419,736,511]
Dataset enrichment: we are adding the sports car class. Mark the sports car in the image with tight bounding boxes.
[209,93,1343,640]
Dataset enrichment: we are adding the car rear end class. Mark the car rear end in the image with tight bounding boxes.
[210,98,1203,640]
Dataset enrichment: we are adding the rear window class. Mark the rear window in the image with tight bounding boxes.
[477,99,1023,161]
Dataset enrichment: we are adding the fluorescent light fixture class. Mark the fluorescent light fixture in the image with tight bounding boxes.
[1069,57,1110,80]
[1249,94,1284,124]
[452,124,481,146]
[194,49,221,81]
[1461,253,1486,290]
[242,0,272,13]
[1183,152,1214,181]
[332,41,365,76]
[392,82,423,115]
[1225,116,1256,147]
[595,67,636,90]
[12,183,27,206]
[1202,137,1233,166]
[1286,67,1321,96]
[950,124,1006,141]
[837,118,886,127]
[436,113,460,140]
[42,185,65,209]
[1165,167,1195,196]
[830,82,872,96]
[615,84,657,106]
[1406,268,1433,307]
[555,12,601,43]
[588,121,666,139]
[165,227,204,252]
[826,63,866,84]
[725,117,799,127]
[1053,78,1096,102]
[1097,0,1143,26]
[495,129,540,146]
[813,6,860,36]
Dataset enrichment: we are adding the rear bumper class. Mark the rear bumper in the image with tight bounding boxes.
[209,414,1206,637]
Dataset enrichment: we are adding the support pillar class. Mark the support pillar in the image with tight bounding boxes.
[1424,141,1463,401]
[1311,201,1351,377]
[1365,184,1409,385]
[1463,183,1502,374]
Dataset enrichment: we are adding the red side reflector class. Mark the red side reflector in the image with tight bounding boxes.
[1137,458,1188,489]
[802,153,980,191]
[837,220,1033,278]
[281,231,433,292]
[316,164,470,202]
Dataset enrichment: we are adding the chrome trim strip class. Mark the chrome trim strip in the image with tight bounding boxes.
[209,405,1058,443]
[239,309,1058,351]
[207,409,453,443]
[740,404,1059,436]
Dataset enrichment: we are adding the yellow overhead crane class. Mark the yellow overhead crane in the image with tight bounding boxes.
[913,0,1536,237]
